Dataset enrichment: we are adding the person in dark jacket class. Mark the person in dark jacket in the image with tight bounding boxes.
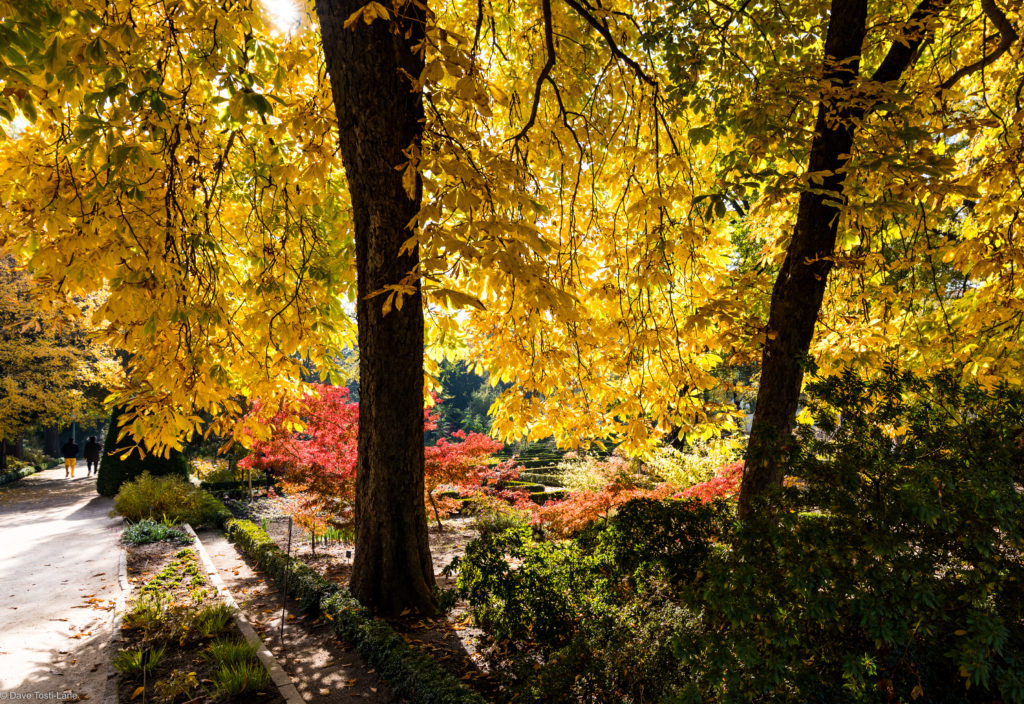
[83,436,102,477]
[61,438,79,479]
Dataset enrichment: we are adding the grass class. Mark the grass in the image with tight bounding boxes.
[112,645,166,675]
[211,660,270,698]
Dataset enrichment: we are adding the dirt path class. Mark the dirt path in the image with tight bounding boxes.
[0,468,123,700]
[196,529,395,703]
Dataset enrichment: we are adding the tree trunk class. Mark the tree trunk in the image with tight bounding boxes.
[44,426,60,457]
[316,0,437,615]
[739,0,868,519]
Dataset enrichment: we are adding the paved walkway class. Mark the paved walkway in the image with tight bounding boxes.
[0,467,123,700]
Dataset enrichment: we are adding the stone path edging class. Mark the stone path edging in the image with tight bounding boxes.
[101,519,128,704]
[183,523,304,704]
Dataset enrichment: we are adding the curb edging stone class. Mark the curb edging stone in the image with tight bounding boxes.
[102,518,128,704]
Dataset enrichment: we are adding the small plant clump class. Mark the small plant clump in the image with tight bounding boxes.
[195,604,234,638]
[112,645,166,676]
[211,660,270,698]
[122,518,194,546]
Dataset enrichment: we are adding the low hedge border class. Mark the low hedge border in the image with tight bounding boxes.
[224,519,487,704]
[0,462,58,486]
[517,471,565,487]
[200,478,279,493]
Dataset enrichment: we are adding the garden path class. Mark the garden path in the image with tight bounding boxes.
[0,467,123,700]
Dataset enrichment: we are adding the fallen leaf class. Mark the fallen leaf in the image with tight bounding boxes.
[131,686,144,700]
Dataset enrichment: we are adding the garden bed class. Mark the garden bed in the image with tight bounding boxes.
[225,499,507,702]
[118,529,286,704]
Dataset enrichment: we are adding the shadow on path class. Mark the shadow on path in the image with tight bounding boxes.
[0,468,122,698]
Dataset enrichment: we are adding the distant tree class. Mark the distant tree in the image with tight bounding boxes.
[0,258,118,469]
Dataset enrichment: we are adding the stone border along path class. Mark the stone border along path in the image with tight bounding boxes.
[102,527,130,704]
[183,523,304,704]
[0,467,124,700]
[195,528,395,703]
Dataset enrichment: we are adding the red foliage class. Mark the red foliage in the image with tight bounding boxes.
[536,483,673,538]
[241,385,505,532]
[240,385,359,543]
[537,460,745,538]
[674,460,744,502]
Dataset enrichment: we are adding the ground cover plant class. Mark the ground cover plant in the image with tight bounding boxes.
[454,371,1024,703]
[122,518,194,546]
[118,537,284,703]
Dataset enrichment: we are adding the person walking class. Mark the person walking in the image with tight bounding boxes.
[61,437,79,479]
[83,436,102,477]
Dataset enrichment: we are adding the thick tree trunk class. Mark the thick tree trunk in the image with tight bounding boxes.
[739,0,868,519]
[316,1,436,615]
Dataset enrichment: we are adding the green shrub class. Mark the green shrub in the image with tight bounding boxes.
[460,370,1024,703]
[113,473,230,527]
[97,405,190,497]
[673,369,1024,704]
[122,519,194,546]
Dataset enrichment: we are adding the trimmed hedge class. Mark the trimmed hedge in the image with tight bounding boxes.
[530,489,568,505]
[0,463,53,486]
[225,519,335,613]
[517,471,565,487]
[224,519,487,704]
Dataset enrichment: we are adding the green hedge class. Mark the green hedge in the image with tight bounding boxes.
[0,463,53,486]
[225,519,335,613]
[321,591,488,704]
[224,519,486,704]
[517,471,565,487]
[530,489,568,505]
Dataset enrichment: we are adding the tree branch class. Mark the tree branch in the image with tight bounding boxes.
[870,0,952,84]
[511,0,556,142]
[561,0,655,86]
[940,0,1018,90]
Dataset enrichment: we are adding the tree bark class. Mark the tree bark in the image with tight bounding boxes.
[316,0,437,615]
[739,0,869,519]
